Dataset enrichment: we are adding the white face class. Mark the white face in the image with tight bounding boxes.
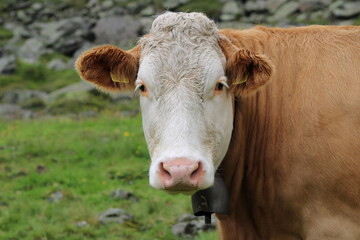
[137,46,233,194]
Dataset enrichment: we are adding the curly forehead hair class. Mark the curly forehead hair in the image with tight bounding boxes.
[139,12,221,53]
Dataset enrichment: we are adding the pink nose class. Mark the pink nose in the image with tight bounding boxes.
[158,158,203,191]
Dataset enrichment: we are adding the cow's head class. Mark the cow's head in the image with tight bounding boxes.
[75,12,273,194]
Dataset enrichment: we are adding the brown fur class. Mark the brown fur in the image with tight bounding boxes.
[218,25,360,239]
[75,45,140,91]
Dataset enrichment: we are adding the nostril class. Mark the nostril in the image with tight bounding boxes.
[159,162,172,181]
[190,162,202,181]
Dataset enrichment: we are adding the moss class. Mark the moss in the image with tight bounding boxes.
[178,0,223,20]
[354,17,360,26]
[0,26,13,47]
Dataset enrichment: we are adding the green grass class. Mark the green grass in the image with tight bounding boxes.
[0,114,219,240]
[0,60,78,93]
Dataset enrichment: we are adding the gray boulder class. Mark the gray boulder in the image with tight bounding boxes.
[47,59,69,70]
[0,55,16,75]
[93,16,141,49]
[269,1,299,22]
[38,17,96,56]
[2,89,48,105]
[220,1,244,21]
[172,214,216,239]
[163,0,190,9]
[331,1,360,18]
[298,0,332,13]
[0,104,33,120]
[17,38,46,64]
[98,208,133,224]
[245,0,268,13]
[267,0,288,14]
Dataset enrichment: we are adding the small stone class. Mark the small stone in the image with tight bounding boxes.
[0,55,16,75]
[76,221,88,227]
[172,214,217,238]
[48,191,63,203]
[98,208,133,224]
[110,189,139,202]
[36,165,47,174]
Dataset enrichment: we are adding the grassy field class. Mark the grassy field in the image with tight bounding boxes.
[0,114,219,240]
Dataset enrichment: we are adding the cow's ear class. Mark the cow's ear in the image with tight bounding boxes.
[218,35,274,96]
[75,45,140,92]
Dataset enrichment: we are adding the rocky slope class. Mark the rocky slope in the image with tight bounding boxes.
[0,0,359,119]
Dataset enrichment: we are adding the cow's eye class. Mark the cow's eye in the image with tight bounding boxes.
[135,80,148,96]
[139,84,146,92]
[215,82,224,91]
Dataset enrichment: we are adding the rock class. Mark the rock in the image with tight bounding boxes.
[248,13,268,23]
[48,191,63,202]
[140,6,155,17]
[2,89,48,105]
[38,17,96,56]
[269,1,299,22]
[309,10,331,23]
[76,221,88,227]
[245,0,268,13]
[172,214,217,238]
[17,38,46,64]
[331,1,360,18]
[0,55,16,75]
[47,81,95,102]
[36,165,47,174]
[47,58,69,70]
[93,16,141,49]
[298,0,332,13]
[98,208,133,224]
[220,1,243,21]
[78,110,99,118]
[0,104,33,120]
[110,189,139,202]
[102,0,114,10]
[163,0,190,9]
[267,0,287,14]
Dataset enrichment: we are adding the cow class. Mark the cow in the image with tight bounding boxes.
[75,12,360,240]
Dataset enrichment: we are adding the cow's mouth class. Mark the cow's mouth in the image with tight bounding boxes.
[165,189,198,195]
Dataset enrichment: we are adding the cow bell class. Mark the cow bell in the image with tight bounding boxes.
[191,172,229,224]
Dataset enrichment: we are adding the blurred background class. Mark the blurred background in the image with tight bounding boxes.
[0,0,359,240]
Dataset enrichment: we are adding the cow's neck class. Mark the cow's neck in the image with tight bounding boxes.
[218,92,277,239]
[217,28,280,239]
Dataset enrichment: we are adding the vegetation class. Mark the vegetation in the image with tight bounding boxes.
[0,115,218,240]
[179,0,223,20]
[0,60,78,93]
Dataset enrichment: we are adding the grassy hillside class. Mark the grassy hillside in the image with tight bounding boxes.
[0,115,218,240]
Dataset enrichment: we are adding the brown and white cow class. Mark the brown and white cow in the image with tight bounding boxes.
[76,12,360,240]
